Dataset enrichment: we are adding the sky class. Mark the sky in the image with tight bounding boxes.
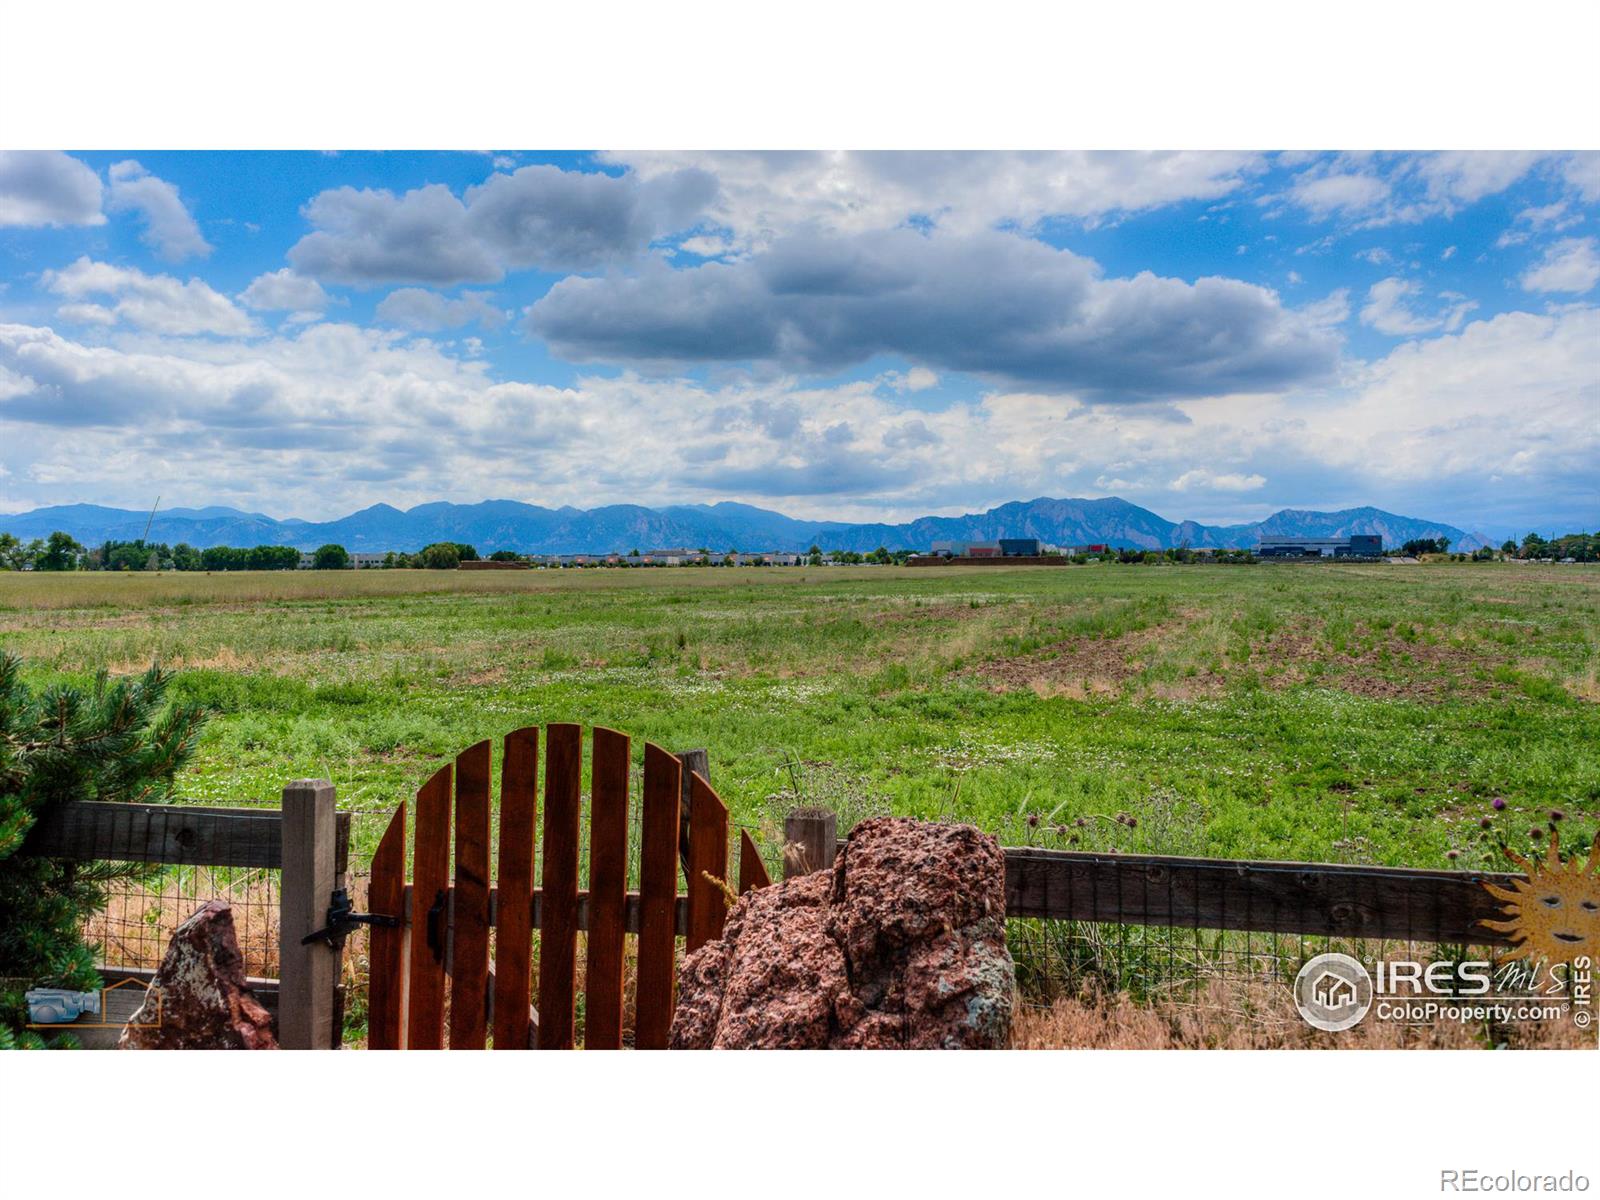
[0,149,1596,539]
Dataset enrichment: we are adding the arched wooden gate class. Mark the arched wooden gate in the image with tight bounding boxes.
[364,724,770,1049]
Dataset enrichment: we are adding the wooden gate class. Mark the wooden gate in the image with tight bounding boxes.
[365,724,770,1049]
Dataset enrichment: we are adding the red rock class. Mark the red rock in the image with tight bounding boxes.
[669,818,1013,1049]
[119,900,278,1050]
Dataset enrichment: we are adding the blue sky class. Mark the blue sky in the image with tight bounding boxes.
[0,149,1596,539]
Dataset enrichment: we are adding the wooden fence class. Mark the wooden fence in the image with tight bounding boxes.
[783,813,1522,947]
[20,736,1529,1049]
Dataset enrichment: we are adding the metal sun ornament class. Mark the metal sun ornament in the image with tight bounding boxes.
[1481,828,1600,968]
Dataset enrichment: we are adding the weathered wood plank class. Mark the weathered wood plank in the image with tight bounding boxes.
[278,779,338,1050]
[366,803,408,1050]
[685,772,729,954]
[738,829,771,894]
[406,764,452,1050]
[536,723,582,1049]
[491,726,538,1050]
[635,744,682,1050]
[783,808,837,879]
[423,884,690,936]
[583,726,630,1049]
[674,747,708,870]
[1000,848,1521,945]
[449,740,492,1049]
[20,801,285,868]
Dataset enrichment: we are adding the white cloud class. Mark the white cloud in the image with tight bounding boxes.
[41,257,257,336]
[1520,237,1600,294]
[1170,469,1266,492]
[240,269,331,313]
[605,151,1263,250]
[1291,171,1389,219]
[1359,277,1475,336]
[375,288,506,331]
[0,151,104,227]
[55,303,118,326]
[105,161,211,261]
[1564,152,1600,203]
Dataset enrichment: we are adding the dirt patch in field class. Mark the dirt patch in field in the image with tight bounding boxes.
[1249,620,1507,701]
[867,600,993,626]
[966,625,1167,697]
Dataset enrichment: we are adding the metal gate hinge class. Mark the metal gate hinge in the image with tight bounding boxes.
[301,887,402,950]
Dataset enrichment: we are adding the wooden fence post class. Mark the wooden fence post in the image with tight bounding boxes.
[783,807,837,880]
[278,779,338,1050]
[675,748,709,869]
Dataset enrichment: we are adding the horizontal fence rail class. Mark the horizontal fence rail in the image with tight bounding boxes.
[805,833,1523,947]
[21,799,351,873]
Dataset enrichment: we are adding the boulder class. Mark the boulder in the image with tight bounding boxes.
[119,900,278,1049]
[669,817,1013,1049]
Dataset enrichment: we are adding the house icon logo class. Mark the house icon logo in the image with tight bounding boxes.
[1293,953,1373,1032]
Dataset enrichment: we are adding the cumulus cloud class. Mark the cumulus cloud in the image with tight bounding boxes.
[527,227,1341,400]
[41,257,257,336]
[104,161,211,261]
[1285,152,1551,226]
[375,288,506,331]
[240,268,331,313]
[1520,237,1600,294]
[605,150,1262,249]
[1291,171,1390,219]
[0,151,104,227]
[287,164,718,286]
[1360,277,1476,336]
[1170,469,1266,492]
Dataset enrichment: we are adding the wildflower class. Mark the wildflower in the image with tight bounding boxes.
[1492,797,1506,811]
[1446,849,1460,861]
[1026,813,1040,828]
[1550,809,1565,823]
[1479,817,1493,829]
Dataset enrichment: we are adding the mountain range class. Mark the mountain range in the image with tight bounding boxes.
[0,497,1491,554]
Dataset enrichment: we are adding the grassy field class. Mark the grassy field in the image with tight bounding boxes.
[3,561,1597,874]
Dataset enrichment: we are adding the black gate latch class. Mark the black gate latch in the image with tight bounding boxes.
[301,887,401,949]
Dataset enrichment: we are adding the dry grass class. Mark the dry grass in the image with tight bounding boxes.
[1011,981,1597,1049]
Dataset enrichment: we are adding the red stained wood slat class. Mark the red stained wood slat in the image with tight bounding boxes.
[738,829,771,895]
[536,723,582,1049]
[685,771,730,954]
[634,744,682,1049]
[366,803,407,1049]
[492,727,539,1050]
[448,739,492,1048]
[583,727,630,1049]
[406,763,452,1050]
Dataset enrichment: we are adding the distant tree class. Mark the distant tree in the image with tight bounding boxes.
[452,543,479,562]
[1501,539,1518,555]
[1401,537,1450,557]
[170,542,203,571]
[420,542,461,569]
[1520,532,1549,558]
[489,549,520,562]
[0,534,26,571]
[312,543,351,570]
[34,532,85,572]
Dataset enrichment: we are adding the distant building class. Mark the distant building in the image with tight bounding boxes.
[1257,535,1382,559]
[998,538,1041,557]
[351,552,387,569]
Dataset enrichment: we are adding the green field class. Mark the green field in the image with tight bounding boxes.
[3,561,1597,872]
